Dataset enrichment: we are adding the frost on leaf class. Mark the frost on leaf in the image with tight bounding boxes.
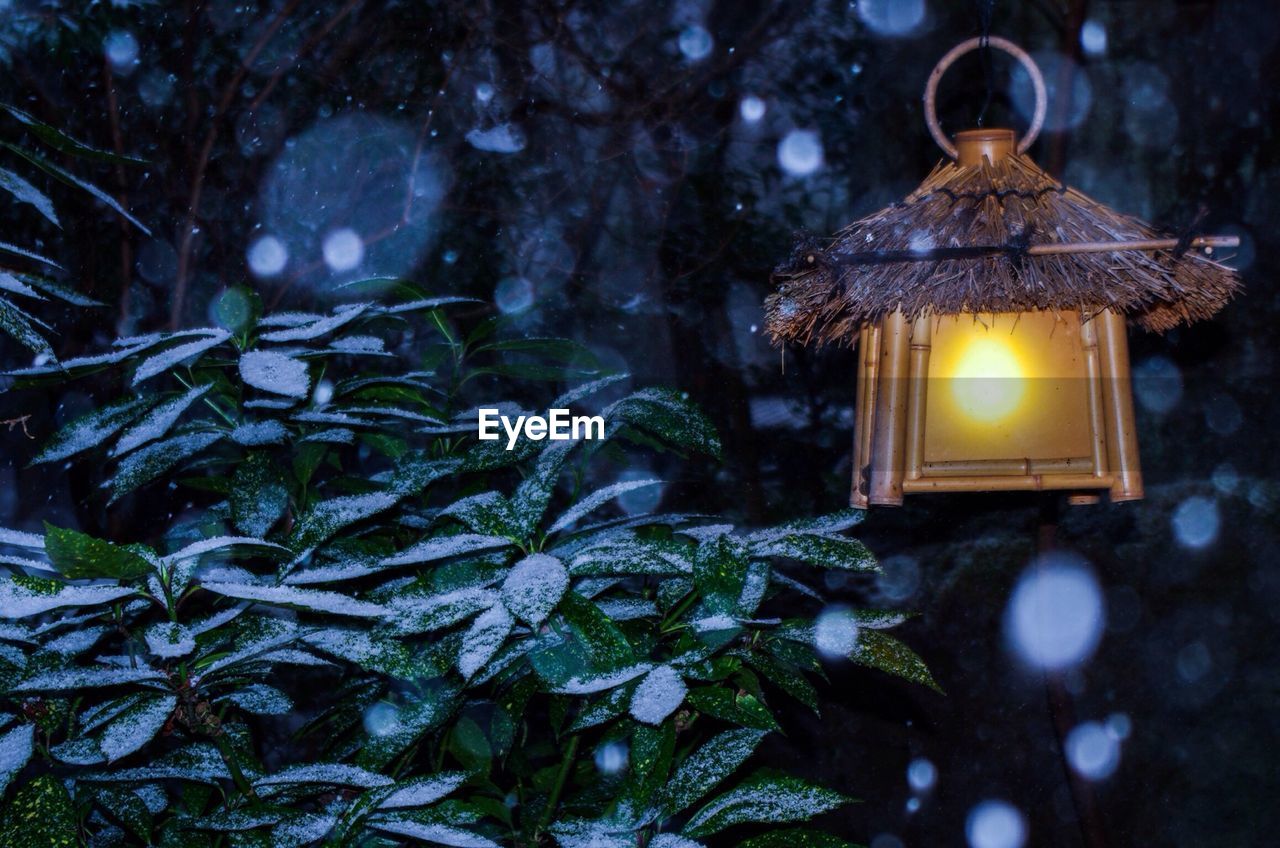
[0,723,33,795]
[144,622,196,658]
[112,383,213,455]
[659,728,767,815]
[550,663,652,695]
[650,835,706,848]
[254,763,393,792]
[258,303,370,342]
[630,665,687,725]
[98,695,176,762]
[229,420,288,446]
[31,396,154,465]
[387,586,499,634]
[547,479,662,534]
[501,553,568,625]
[12,666,164,692]
[682,773,849,838]
[0,578,136,618]
[377,771,469,809]
[200,582,386,618]
[290,491,401,551]
[457,603,513,679]
[372,820,500,848]
[238,349,310,398]
[380,533,510,568]
[107,431,221,501]
[223,683,292,715]
[131,329,230,385]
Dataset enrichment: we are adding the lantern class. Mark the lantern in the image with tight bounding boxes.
[765,37,1240,508]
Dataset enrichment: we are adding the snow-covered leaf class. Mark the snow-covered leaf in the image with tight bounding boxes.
[32,396,154,465]
[457,603,513,679]
[0,577,136,618]
[380,534,510,568]
[290,491,400,551]
[0,723,33,795]
[107,430,221,501]
[659,729,767,815]
[13,665,163,692]
[0,167,58,226]
[258,303,369,342]
[130,330,229,385]
[223,683,292,715]
[372,820,499,848]
[629,665,687,726]
[387,587,500,634]
[548,479,662,534]
[239,349,310,398]
[112,383,212,454]
[144,621,195,658]
[254,762,393,791]
[200,582,386,618]
[230,453,289,537]
[377,771,469,809]
[501,553,567,626]
[682,773,849,838]
[98,694,176,762]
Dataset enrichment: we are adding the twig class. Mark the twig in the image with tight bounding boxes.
[1,416,33,438]
[171,0,303,328]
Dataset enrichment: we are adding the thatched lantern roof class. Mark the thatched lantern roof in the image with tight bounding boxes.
[765,40,1240,347]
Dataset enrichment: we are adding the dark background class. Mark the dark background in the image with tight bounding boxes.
[0,1,1276,845]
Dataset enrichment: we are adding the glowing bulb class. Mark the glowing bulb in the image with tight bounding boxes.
[950,336,1026,423]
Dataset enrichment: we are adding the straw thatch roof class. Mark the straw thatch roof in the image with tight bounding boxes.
[765,150,1240,345]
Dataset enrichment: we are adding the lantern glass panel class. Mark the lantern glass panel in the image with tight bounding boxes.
[923,311,1092,463]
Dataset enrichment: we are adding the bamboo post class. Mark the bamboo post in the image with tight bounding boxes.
[905,314,932,480]
[1079,315,1110,479]
[868,312,911,505]
[850,323,879,508]
[1096,310,1143,501]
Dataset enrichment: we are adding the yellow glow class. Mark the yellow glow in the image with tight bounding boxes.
[948,336,1026,423]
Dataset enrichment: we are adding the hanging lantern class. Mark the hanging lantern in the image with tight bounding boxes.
[765,37,1241,508]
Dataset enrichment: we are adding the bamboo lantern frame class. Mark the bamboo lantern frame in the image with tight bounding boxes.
[764,37,1241,509]
[850,306,1142,507]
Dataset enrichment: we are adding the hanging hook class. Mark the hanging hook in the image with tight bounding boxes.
[922,36,1047,159]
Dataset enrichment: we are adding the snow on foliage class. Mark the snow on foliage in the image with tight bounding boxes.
[629,665,687,725]
[378,771,469,809]
[113,383,213,455]
[99,695,176,762]
[547,479,662,533]
[229,420,289,445]
[501,553,568,625]
[131,329,230,385]
[224,683,293,715]
[381,533,511,567]
[238,349,310,397]
[457,603,514,678]
[0,578,136,618]
[144,621,196,657]
[659,729,766,815]
[200,582,386,618]
[254,762,393,790]
[373,819,501,848]
[552,663,653,695]
[0,723,33,795]
[258,302,369,342]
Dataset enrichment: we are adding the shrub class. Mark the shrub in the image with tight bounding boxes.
[0,295,933,847]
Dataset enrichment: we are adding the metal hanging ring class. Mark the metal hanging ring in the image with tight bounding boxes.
[923,36,1047,159]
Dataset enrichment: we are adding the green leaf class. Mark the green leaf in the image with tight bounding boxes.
[43,523,153,580]
[849,630,941,692]
[0,296,53,358]
[0,142,150,234]
[0,724,33,795]
[31,395,155,465]
[693,537,749,616]
[108,431,221,503]
[659,728,766,815]
[231,453,289,537]
[626,721,676,811]
[683,772,850,838]
[14,273,102,307]
[684,687,779,732]
[0,167,58,226]
[608,387,722,459]
[737,829,862,848]
[0,775,78,848]
[757,533,878,571]
[0,104,147,164]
